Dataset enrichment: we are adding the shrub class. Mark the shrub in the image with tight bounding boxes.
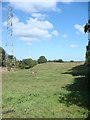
[18,58,37,69]
[7,66,11,71]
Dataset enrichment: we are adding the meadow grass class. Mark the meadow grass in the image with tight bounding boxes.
[2,62,89,118]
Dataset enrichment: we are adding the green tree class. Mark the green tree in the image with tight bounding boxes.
[0,47,6,66]
[70,60,74,62]
[57,59,63,63]
[7,55,16,67]
[85,44,90,67]
[18,58,37,69]
[38,56,47,64]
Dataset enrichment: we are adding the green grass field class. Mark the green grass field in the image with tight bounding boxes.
[2,62,89,118]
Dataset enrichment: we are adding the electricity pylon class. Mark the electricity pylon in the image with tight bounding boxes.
[5,7,15,70]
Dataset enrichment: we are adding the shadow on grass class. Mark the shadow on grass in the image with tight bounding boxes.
[59,64,89,111]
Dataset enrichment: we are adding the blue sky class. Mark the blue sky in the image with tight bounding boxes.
[2,2,88,61]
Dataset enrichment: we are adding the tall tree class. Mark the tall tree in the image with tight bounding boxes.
[38,56,47,64]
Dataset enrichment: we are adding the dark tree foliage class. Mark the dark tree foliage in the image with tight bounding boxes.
[8,55,13,60]
[57,59,63,63]
[0,47,17,68]
[53,59,57,62]
[70,60,74,62]
[38,56,47,64]
[0,47,38,69]
[49,59,63,63]
[0,47,6,66]
[85,44,90,67]
[48,59,64,63]
[19,58,37,69]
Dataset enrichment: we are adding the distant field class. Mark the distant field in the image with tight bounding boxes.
[2,62,88,118]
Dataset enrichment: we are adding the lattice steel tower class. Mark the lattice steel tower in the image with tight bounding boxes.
[6,7,15,69]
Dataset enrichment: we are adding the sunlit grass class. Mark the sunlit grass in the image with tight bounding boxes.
[2,62,88,118]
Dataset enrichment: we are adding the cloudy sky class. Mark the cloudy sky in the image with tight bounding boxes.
[2,1,88,61]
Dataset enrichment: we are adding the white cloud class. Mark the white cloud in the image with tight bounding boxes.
[26,18,53,30]
[3,16,58,43]
[62,34,68,38]
[2,0,89,2]
[32,13,46,20]
[52,30,59,36]
[69,44,78,48]
[3,0,55,1]
[74,24,84,35]
[60,0,72,2]
[4,1,61,13]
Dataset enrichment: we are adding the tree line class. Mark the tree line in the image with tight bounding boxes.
[0,47,74,70]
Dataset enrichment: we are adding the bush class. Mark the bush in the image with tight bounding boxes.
[18,58,37,69]
[7,66,11,71]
